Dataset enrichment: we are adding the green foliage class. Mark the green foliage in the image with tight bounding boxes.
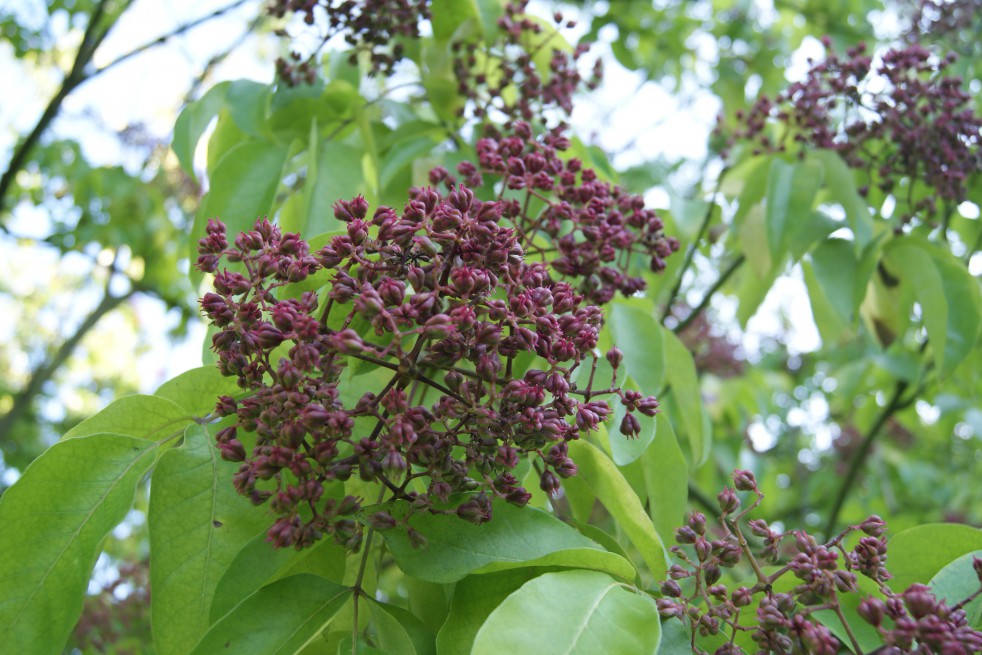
[2,0,982,652]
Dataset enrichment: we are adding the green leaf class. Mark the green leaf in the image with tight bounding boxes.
[662,329,707,466]
[810,238,862,326]
[812,149,874,249]
[188,574,351,655]
[192,139,289,262]
[888,524,982,592]
[306,141,366,236]
[0,434,159,654]
[431,0,482,42]
[641,414,687,547]
[210,518,348,622]
[657,619,691,654]
[173,82,231,179]
[435,569,539,655]
[885,240,947,374]
[930,550,982,626]
[226,80,273,138]
[802,259,848,346]
[154,366,242,416]
[381,502,606,583]
[764,158,823,262]
[473,546,636,582]
[926,245,982,378]
[62,394,191,441]
[609,299,665,395]
[471,570,661,655]
[369,600,436,655]
[567,440,669,582]
[150,425,272,655]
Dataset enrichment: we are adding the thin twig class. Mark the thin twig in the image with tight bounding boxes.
[673,255,746,334]
[823,380,913,537]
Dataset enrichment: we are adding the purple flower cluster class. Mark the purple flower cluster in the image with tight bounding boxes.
[197,183,661,549]
[268,0,429,81]
[728,41,981,222]
[658,470,982,654]
[451,0,602,124]
[430,121,679,304]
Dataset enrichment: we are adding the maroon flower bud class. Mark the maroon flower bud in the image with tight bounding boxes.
[732,469,757,492]
[675,526,698,544]
[619,412,641,438]
[456,493,493,524]
[368,511,397,531]
[539,469,561,495]
[717,487,740,514]
[732,587,753,607]
[857,597,886,626]
[859,515,888,537]
[636,395,660,417]
[660,580,683,597]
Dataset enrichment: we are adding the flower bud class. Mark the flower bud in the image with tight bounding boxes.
[857,597,885,626]
[619,412,641,438]
[859,515,887,537]
[717,487,740,514]
[732,469,757,492]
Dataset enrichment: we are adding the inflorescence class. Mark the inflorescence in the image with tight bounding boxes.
[197,118,674,549]
[659,470,982,654]
[726,40,981,223]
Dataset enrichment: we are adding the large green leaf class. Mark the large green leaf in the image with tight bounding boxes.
[764,158,823,262]
[188,574,351,655]
[471,570,661,655]
[62,394,191,441]
[305,141,366,236]
[641,414,687,547]
[609,299,665,396]
[209,519,348,622]
[150,425,272,655]
[173,81,231,179]
[431,0,483,42]
[435,569,539,655]
[662,329,707,466]
[810,238,864,326]
[154,366,242,417]
[929,550,982,626]
[888,524,982,592]
[190,139,290,271]
[884,239,982,377]
[567,440,669,582]
[812,149,874,250]
[369,599,436,655]
[381,502,611,583]
[0,434,160,654]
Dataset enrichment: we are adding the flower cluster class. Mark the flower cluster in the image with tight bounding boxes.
[658,470,982,654]
[430,120,679,304]
[197,184,662,550]
[451,0,602,124]
[907,0,982,46]
[727,41,982,223]
[268,0,429,81]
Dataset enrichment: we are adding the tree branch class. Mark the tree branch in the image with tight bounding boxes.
[823,380,914,537]
[661,170,726,323]
[0,0,254,220]
[0,283,134,448]
[672,254,745,334]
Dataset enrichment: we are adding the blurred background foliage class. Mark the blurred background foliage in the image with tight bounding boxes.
[0,0,980,652]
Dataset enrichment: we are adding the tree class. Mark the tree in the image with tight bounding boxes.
[0,0,981,653]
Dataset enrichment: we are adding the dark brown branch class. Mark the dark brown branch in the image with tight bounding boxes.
[0,0,254,220]
[673,254,746,334]
[823,381,913,537]
[661,170,726,323]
